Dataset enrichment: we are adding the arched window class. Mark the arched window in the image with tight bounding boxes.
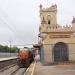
[47,15,51,25]
[48,20,50,24]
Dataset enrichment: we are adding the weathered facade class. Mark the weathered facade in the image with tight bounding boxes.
[39,4,75,64]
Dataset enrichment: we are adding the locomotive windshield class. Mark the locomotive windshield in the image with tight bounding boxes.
[19,47,29,51]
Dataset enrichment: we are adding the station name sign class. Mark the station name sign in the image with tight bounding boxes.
[50,34,70,38]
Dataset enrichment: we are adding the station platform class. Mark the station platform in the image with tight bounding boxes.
[33,61,75,75]
[31,55,75,75]
[0,56,18,61]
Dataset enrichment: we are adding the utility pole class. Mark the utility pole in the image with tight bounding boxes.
[10,40,11,56]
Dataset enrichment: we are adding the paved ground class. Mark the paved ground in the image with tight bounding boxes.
[33,55,75,75]
[33,62,75,75]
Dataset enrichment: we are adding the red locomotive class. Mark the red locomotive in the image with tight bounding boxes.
[18,47,34,67]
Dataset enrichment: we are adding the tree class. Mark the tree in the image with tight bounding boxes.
[0,44,19,53]
[0,45,3,52]
[3,46,9,52]
[10,47,19,53]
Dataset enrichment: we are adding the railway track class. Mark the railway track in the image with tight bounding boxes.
[10,68,26,75]
[0,64,27,75]
[0,62,35,75]
[0,57,35,75]
[0,63,17,72]
[0,57,18,69]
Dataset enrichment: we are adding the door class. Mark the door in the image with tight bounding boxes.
[53,42,69,62]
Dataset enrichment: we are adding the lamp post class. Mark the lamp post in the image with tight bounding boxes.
[9,40,13,56]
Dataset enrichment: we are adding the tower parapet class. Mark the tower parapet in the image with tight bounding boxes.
[40,4,57,12]
[72,17,75,23]
[72,17,75,30]
[40,4,42,10]
[39,24,72,33]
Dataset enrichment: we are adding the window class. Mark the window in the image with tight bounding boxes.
[47,15,51,24]
[48,20,50,24]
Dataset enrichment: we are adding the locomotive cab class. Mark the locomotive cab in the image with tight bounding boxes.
[18,47,34,67]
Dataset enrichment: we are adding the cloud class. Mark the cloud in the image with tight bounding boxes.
[0,0,74,46]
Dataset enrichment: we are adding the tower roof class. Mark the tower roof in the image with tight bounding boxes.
[72,17,75,23]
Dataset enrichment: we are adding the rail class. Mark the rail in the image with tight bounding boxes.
[0,57,18,69]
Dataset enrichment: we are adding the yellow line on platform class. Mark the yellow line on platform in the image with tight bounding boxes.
[24,65,30,75]
[24,61,36,75]
[31,61,36,75]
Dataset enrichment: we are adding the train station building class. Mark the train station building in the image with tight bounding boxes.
[38,4,75,64]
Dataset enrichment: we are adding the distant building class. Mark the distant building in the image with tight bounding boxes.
[39,4,75,64]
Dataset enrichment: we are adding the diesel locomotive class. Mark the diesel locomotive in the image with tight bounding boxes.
[18,47,34,67]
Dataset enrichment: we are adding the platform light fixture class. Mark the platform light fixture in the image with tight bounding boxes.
[38,32,47,40]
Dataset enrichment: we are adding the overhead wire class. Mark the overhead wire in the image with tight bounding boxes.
[0,7,18,35]
[0,7,36,46]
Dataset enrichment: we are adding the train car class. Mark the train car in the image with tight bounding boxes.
[18,47,34,67]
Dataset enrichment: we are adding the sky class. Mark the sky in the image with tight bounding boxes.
[0,0,75,47]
